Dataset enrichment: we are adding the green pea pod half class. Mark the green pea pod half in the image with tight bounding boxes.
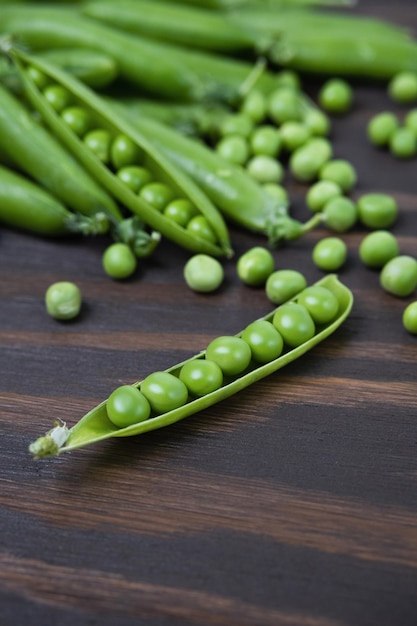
[10,48,233,257]
[29,274,353,458]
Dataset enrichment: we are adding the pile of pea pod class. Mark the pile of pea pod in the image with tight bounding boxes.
[0,0,417,457]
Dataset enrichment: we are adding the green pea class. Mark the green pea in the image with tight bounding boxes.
[359,230,400,268]
[272,302,315,347]
[111,133,143,170]
[297,285,339,324]
[27,66,50,90]
[84,128,112,163]
[268,87,303,124]
[186,215,217,244]
[141,371,188,414]
[388,71,417,104]
[380,255,417,297]
[179,359,223,396]
[116,165,153,193]
[306,180,342,213]
[249,125,281,157]
[402,301,417,334]
[236,246,275,287]
[219,112,254,138]
[240,89,267,124]
[289,138,332,183]
[319,159,357,193]
[216,135,249,165]
[206,335,252,376]
[262,183,289,204]
[312,237,347,271]
[405,109,417,135]
[184,254,224,293]
[275,69,301,90]
[43,84,71,113]
[367,112,399,147]
[102,242,137,279]
[61,106,91,136]
[139,182,175,211]
[279,121,310,152]
[303,108,330,137]
[265,269,307,305]
[318,78,353,114]
[106,385,151,428]
[45,281,82,321]
[241,320,284,363]
[246,155,284,184]
[322,196,358,232]
[164,198,198,227]
[357,193,398,229]
[389,127,417,159]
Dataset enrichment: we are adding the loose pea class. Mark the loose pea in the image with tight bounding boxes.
[319,159,357,193]
[289,138,332,182]
[111,133,143,170]
[272,302,315,347]
[84,128,112,163]
[219,112,254,138]
[318,78,353,114]
[164,198,198,227]
[43,84,71,113]
[279,121,310,152]
[402,301,417,334]
[241,320,284,363]
[179,359,223,396]
[367,112,399,147]
[306,180,342,213]
[236,246,275,287]
[186,215,217,244]
[206,335,252,376]
[249,125,282,157]
[312,237,347,271]
[380,255,417,297]
[388,71,417,104]
[216,134,249,165]
[405,109,417,135]
[389,127,417,159]
[240,89,267,124]
[322,196,358,232]
[265,269,307,305]
[139,182,175,211]
[106,385,151,428]
[102,242,137,279]
[117,165,153,192]
[275,69,301,90]
[303,108,330,137]
[262,183,288,204]
[184,254,224,293]
[61,106,91,136]
[246,155,284,184]
[268,87,303,124]
[45,281,82,321]
[297,286,339,324]
[141,371,188,414]
[358,230,400,268]
[357,193,398,229]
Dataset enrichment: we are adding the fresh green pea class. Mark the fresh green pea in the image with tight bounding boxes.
[275,70,301,90]
[303,108,330,137]
[323,196,358,232]
[102,242,137,279]
[318,78,353,114]
[216,134,249,165]
[106,385,151,428]
[179,359,223,396]
[27,66,50,90]
[219,112,254,138]
[139,182,175,211]
[367,111,399,147]
[262,183,288,204]
[265,269,307,305]
[319,159,357,193]
[312,237,347,271]
[358,230,400,268]
[380,255,417,297]
[61,106,91,136]
[402,301,417,335]
[268,87,303,124]
[186,215,217,243]
[240,89,267,124]
[405,109,417,135]
[164,198,198,227]
[141,371,188,414]
[43,84,71,113]
[297,285,339,324]
[388,71,417,104]
[184,254,224,293]
[272,302,315,348]
[116,165,153,193]
[45,281,82,321]
[389,127,417,158]
[279,121,310,152]
[206,335,252,376]
[306,180,342,213]
[357,193,398,229]
[289,138,332,183]
[111,133,143,170]
[249,125,281,157]
[241,320,284,363]
[246,155,284,184]
[84,128,112,163]
[236,246,275,287]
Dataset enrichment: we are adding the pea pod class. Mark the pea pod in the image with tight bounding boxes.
[37,48,119,89]
[28,274,353,458]
[10,48,233,257]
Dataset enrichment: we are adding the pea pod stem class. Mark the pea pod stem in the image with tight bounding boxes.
[29,274,353,459]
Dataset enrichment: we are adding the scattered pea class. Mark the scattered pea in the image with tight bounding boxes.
[389,127,417,158]
[388,71,417,104]
[240,89,267,124]
[322,196,358,232]
[237,246,275,287]
[402,301,417,334]
[268,87,303,124]
[318,78,353,114]
[306,180,342,213]
[319,159,357,193]
[312,237,348,271]
[405,108,417,135]
[358,230,400,268]
[249,125,281,157]
[45,281,82,321]
[216,134,249,165]
[357,193,398,229]
[246,155,284,184]
[262,183,289,204]
[380,255,417,297]
[303,108,330,137]
[290,137,332,182]
[102,242,137,279]
[265,269,307,305]
[279,121,310,152]
[367,111,399,147]
[184,254,224,293]
[219,112,254,138]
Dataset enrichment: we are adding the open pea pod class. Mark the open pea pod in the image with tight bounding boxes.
[9,47,233,258]
[29,275,353,459]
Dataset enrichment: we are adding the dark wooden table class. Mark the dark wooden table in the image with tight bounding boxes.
[1,2,417,625]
